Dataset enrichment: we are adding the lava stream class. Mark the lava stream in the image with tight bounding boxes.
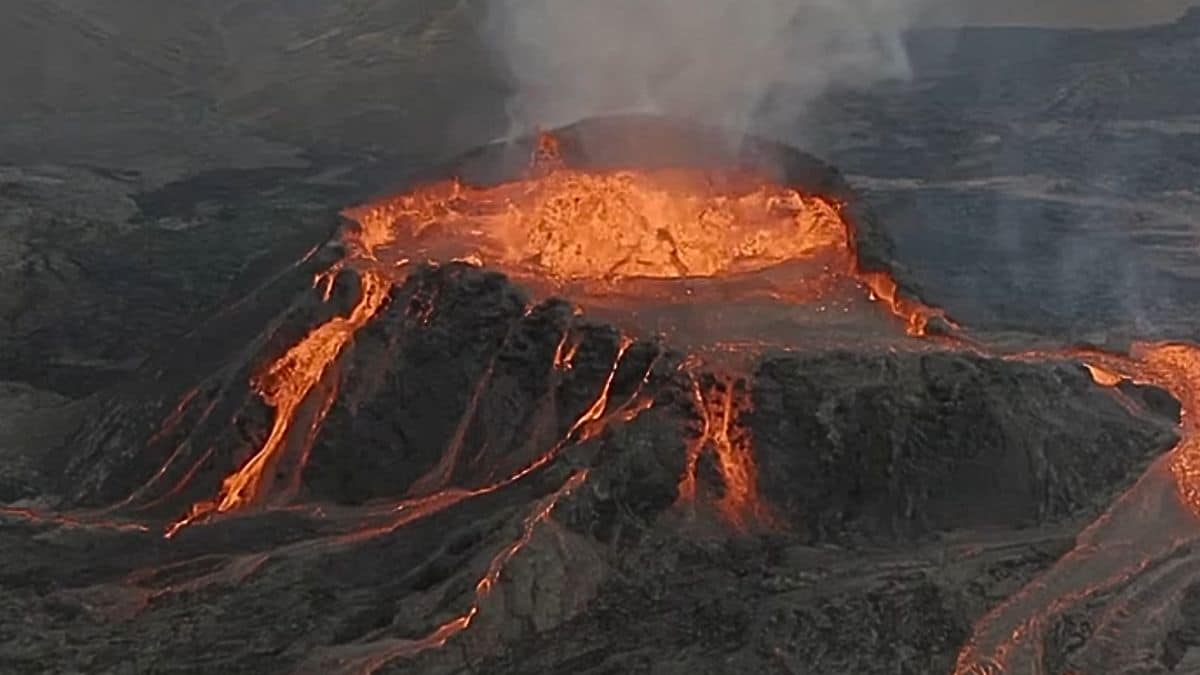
[328,336,646,548]
[676,372,774,529]
[167,269,391,537]
[298,469,590,675]
[953,341,1200,674]
[0,507,150,533]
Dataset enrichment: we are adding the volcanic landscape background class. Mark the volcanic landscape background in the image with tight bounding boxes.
[3,2,1200,674]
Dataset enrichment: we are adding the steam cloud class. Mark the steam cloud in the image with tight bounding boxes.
[485,0,936,136]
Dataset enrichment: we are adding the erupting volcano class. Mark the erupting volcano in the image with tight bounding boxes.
[9,115,1200,675]
[157,115,948,541]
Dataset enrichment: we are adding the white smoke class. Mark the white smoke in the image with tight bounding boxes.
[485,0,937,136]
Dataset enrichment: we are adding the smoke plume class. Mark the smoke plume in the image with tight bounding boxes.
[484,0,935,136]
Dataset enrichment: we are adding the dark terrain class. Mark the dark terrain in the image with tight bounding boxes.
[2,5,1199,675]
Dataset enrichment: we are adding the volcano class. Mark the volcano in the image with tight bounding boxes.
[5,115,1199,674]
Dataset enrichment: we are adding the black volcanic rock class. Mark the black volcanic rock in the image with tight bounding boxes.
[301,263,674,504]
[753,351,1177,541]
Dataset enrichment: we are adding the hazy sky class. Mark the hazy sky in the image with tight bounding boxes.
[925,0,1199,27]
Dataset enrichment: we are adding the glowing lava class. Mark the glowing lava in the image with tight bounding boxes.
[344,134,943,336]
[1075,342,1200,515]
[167,270,391,536]
[35,120,1200,673]
[677,373,774,530]
[953,341,1200,673]
[352,470,590,674]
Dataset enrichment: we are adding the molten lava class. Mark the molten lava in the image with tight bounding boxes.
[1079,342,1200,514]
[677,373,774,530]
[952,341,1200,673]
[348,171,845,276]
[344,134,942,336]
[167,270,391,536]
[355,470,591,674]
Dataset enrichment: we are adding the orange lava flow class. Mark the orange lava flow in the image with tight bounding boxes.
[345,470,590,675]
[78,125,1200,671]
[677,373,774,529]
[952,342,1200,673]
[856,268,951,337]
[0,507,150,533]
[1079,342,1200,513]
[144,386,201,449]
[330,339,645,548]
[407,356,499,498]
[166,270,391,537]
[96,388,219,515]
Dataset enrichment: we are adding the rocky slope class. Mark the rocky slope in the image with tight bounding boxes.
[0,257,1180,674]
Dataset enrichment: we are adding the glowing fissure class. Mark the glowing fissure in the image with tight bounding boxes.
[143,387,200,449]
[407,356,500,498]
[0,507,150,533]
[132,447,217,514]
[107,389,220,513]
